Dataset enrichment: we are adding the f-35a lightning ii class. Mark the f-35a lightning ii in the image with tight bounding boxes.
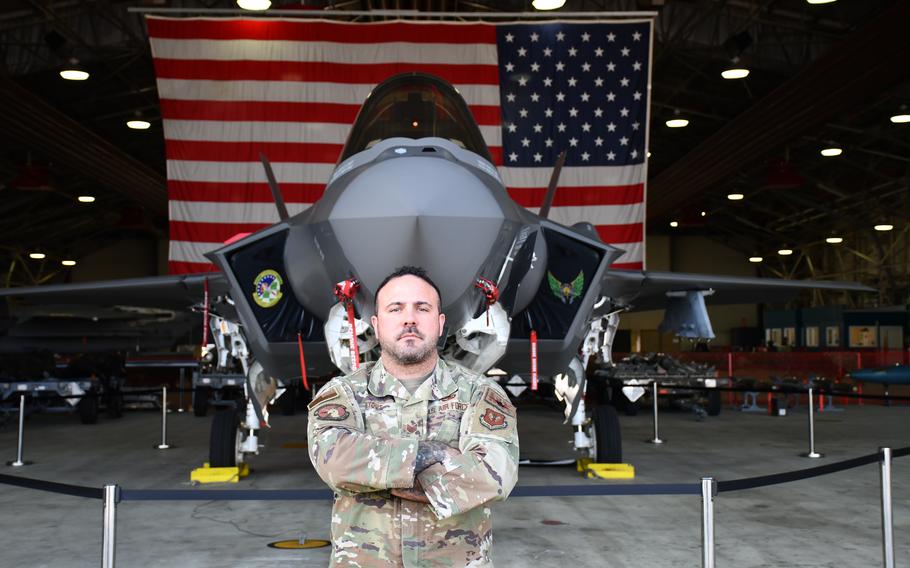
[0,73,872,467]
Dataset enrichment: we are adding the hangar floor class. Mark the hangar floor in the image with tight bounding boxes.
[1,398,907,567]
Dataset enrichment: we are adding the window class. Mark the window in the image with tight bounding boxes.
[783,327,796,347]
[826,326,840,347]
[804,327,819,347]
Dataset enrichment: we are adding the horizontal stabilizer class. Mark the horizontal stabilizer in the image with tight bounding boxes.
[603,269,875,312]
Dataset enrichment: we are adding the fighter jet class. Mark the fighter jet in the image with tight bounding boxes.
[0,73,872,467]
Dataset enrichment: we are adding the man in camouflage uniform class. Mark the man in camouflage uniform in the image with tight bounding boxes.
[307,266,519,567]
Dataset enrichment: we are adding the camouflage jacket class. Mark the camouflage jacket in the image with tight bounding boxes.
[307,357,519,567]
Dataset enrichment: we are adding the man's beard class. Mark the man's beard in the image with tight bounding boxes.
[380,326,436,365]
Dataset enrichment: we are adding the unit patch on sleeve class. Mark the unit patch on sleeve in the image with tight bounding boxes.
[479,408,507,430]
[315,403,350,422]
[252,269,284,308]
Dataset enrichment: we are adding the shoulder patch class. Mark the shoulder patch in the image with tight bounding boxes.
[314,403,350,422]
[483,388,515,417]
[308,386,339,410]
[479,408,508,430]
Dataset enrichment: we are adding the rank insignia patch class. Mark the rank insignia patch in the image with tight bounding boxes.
[315,403,350,421]
[252,269,284,308]
[479,408,507,430]
[484,389,515,417]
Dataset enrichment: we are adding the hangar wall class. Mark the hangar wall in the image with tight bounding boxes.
[619,234,759,350]
[69,236,165,283]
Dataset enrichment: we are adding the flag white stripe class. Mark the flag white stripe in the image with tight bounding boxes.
[167,160,643,187]
[163,120,503,146]
[170,201,312,223]
[169,240,225,265]
[151,38,498,65]
[501,164,645,187]
[170,200,638,225]
[610,241,644,264]
[156,79,501,106]
[168,160,336,184]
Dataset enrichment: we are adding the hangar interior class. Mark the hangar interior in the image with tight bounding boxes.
[0,2,908,568]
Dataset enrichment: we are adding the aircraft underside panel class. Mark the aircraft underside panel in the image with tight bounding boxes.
[510,227,606,340]
[226,230,324,342]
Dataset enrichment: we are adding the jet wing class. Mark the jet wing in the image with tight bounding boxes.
[602,269,875,312]
[0,273,228,311]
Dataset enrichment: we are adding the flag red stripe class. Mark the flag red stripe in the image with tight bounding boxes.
[611,262,644,270]
[169,260,218,274]
[171,221,271,243]
[166,140,343,163]
[166,140,503,166]
[153,58,500,85]
[147,18,497,44]
[508,184,643,207]
[169,181,325,203]
[160,99,502,126]
[596,223,643,244]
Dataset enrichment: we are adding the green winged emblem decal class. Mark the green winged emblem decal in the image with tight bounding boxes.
[547,270,585,304]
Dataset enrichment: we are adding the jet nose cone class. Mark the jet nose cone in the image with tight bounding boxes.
[326,151,508,318]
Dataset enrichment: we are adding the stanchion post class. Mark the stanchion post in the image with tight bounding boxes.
[156,386,171,450]
[7,393,31,467]
[801,387,823,458]
[880,447,894,568]
[177,368,186,413]
[102,484,118,568]
[646,381,664,444]
[701,477,716,568]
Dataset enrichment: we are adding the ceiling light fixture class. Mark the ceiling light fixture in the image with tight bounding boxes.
[890,114,910,124]
[721,68,750,80]
[532,0,566,9]
[825,236,843,244]
[666,118,689,128]
[874,224,894,232]
[237,0,271,9]
[62,260,77,267]
[77,195,95,203]
[59,58,89,81]
[700,211,706,217]
[806,0,836,4]
[29,252,46,260]
[127,119,151,130]
[778,248,794,256]
[727,192,744,201]
[749,256,763,263]
[669,221,679,228]
[820,147,843,157]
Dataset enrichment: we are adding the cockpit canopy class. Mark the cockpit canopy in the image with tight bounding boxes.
[339,73,494,164]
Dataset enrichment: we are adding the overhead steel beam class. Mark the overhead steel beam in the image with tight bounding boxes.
[0,75,166,216]
[648,2,910,222]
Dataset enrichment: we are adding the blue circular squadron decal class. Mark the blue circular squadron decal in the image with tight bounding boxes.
[252,269,284,308]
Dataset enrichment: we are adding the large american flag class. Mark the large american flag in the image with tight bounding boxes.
[147,16,651,274]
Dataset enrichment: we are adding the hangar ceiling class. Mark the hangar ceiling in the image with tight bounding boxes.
[0,0,907,304]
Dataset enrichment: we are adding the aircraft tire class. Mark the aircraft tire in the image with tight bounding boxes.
[592,405,622,463]
[210,409,239,467]
[78,393,99,425]
[706,390,722,416]
[193,387,210,417]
